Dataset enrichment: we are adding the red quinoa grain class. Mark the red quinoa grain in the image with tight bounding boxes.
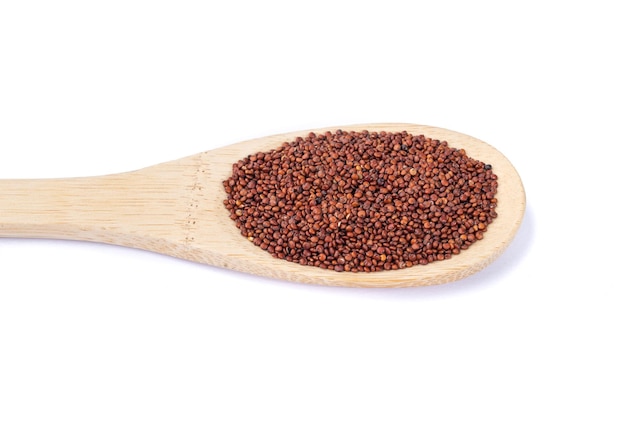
[223,130,498,272]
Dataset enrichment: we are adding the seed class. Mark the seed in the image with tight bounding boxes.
[223,130,498,272]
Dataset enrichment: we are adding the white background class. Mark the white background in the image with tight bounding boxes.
[1,1,624,427]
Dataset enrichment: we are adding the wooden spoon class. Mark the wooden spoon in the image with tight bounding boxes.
[0,123,525,287]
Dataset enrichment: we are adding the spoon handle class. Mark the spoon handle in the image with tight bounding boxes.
[0,164,192,249]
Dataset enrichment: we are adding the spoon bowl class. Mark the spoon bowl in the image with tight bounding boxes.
[0,123,525,287]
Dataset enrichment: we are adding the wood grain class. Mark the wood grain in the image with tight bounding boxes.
[0,124,525,287]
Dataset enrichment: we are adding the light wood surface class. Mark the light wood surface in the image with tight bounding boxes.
[0,124,525,287]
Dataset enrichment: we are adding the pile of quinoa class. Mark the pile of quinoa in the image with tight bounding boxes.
[223,130,498,272]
